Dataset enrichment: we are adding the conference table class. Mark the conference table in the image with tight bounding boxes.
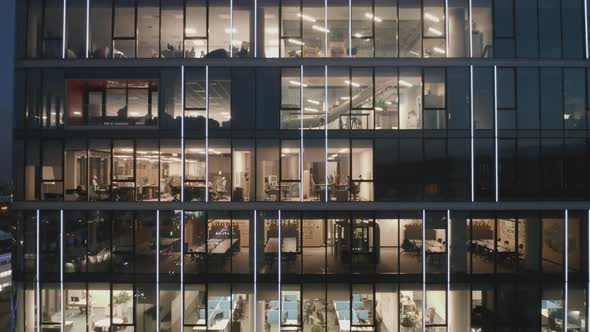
[264,237,297,254]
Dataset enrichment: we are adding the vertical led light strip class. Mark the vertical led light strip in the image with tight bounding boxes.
[324,66,328,202]
[468,0,473,57]
[181,66,185,202]
[446,210,451,329]
[180,210,184,329]
[587,210,590,327]
[563,209,569,282]
[86,0,89,58]
[421,209,426,332]
[277,210,282,331]
[62,0,66,59]
[445,0,449,55]
[60,210,64,332]
[348,0,352,57]
[253,210,258,331]
[585,0,589,59]
[470,66,474,202]
[324,0,328,54]
[493,66,498,202]
[156,210,160,332]
[254,0,257,57]
[563,209,569,330]
[35,209,40,332]
[230,0,234,58]
[300,66,304,202]
[205,66,210,202]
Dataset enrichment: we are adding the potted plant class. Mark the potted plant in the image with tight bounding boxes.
[113,291,132,318]
[400,314,417,331]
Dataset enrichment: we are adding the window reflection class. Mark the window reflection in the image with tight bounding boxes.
[64,140,87,201]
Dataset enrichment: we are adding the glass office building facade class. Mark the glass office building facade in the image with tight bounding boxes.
[11,1,590,331]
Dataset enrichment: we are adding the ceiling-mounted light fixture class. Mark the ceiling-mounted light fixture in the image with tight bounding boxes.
[428,27,443,36]
[312,25,330,33]
[287,38,305,46]
[399,80,413,88]
[424,13,440,23]
[344,80,361,88]
[433,47,446,54]
[298,13,316,22]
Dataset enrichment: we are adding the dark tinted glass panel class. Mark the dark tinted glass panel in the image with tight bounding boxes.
[515,0,538,58]
[539,0,562,58]
[540,68,563,130]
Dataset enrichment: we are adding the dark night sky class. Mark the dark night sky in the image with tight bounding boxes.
[0,0,14,184]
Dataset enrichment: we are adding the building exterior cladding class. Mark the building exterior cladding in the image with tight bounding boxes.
[10,0,590,331]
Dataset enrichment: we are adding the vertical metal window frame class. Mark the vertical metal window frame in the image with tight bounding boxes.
[180,210,185,329]
[230,0,234,57]
[446,210,451,329]
[421,209,426,332]
[205,66,210,202]
[254,0,257,57]
[470,66,474,201]
[60,210,64,331]
[348,0,352,57]
[62,0,67,59]
[445,0,448,55]
[278,210,282,329]
[253,210,258,331]
[36,209,40,332]
[86,0,90,58]
[585,0,589,58]
[156,210,160,332]
[181,66,185,202]
[300,66,304,202]
[468,0,472,57]
[493,65,498,202]
[324,65,328,201]
[563,209,572,330]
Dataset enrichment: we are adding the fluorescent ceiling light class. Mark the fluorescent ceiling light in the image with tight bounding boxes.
[340,96,350,100]
[304,107,319,112]
[266,27,279,34]
[307,99,320,105]
[428,27,443,36]
[409,50,420,56]
[297,13,316,22]
[354,33,363,38]
[364,12,382,23]
[289,80,308,87]
[287,38,305,46]
[424,13,440,23]
[385,101,392,105]
[399,80,413,87]
[185,27,196,34]
[225,28,237,34]
[345,80,361,88]
[312,25,330,33]
[375,107,383,111]
[433,47,446,54]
